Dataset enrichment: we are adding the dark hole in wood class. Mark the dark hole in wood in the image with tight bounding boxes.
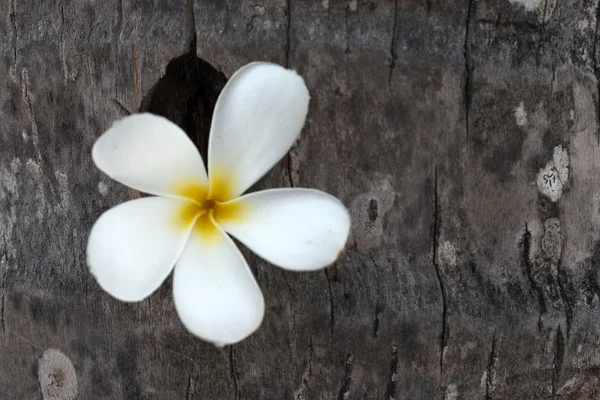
[368,198,378,222]
[142,48,227,166]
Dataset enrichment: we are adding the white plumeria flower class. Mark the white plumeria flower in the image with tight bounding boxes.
[87,62,351,346]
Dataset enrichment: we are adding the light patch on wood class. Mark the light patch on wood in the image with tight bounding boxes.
[25,158,46,220]
[25,158,41,177]
[552,146,569,184]
[21,68,41,160]
[480,371,488,388]
[0,162,18,260]
[10,158,21,173]
[537,145,569,202]
[541,218,562,263]
[514,102,527,127]
[38,348,78,400]
[288,146,301,187]
[438,241,457,268]
[540,0,556,23]
[97,181,108,196]
[348,0,358,12]
[54,171,70,213]
[556,377,583,397]
[128,188,142,200]
[444,384,459,400]
[508,0,543,11]
[350,176,396,252]
[508,0,555,22]
[460,341,478,360]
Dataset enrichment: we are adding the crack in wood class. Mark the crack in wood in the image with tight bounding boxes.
[21,67,43,166]
[551,326,565,398]
[593,0,600,145]
[114,0,123,100]
[9,0,17,74]
[384,343,398,400]
[286,153,296,187]
[60,5,67,83]
[464,0,475,141]
[0,251,5,335]
[387,0,398,91]
[307,337,314,373]
[294,337,313,400]
[21,68,36,136]
[555,237,572,339]
[344,4,350,56]
[285,0,291,68]
[280,269,295,301]
[555,276,572,339]
[372,301,382,338]
[324,268,335,336]
[476,17,542,32]
[432,166,448,380]
[485,329,498,400]
[186,374,195,400]
[116,0,123,41]
[186,0,197,56]
[1,262,5,335]
[337,353,353,400]
[534,0,550,67]
[368,254,383,339]
[521,222,547,332]
[111,99,132,116]
[229,346,239,400]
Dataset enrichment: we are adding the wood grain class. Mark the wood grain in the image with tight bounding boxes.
[2,0,600,399]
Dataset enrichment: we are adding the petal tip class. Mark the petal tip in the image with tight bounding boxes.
[211,341,228,348]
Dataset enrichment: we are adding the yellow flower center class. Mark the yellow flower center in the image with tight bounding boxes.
[172,173,245,244]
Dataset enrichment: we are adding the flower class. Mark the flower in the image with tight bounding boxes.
[87,62,351,346]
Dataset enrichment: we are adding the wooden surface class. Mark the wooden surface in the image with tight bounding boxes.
[2,0,600,399]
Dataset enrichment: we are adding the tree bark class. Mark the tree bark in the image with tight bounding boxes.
[2,0,600,399]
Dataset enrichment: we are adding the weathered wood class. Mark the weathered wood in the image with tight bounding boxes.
[2,0,600,399]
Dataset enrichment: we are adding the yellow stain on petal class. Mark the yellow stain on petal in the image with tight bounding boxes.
[209,168,236,202]
[170,174,248,247]
[193,212,221,244]
[172,178,209,202]
[213,200,248,225]
[172,201,204,231]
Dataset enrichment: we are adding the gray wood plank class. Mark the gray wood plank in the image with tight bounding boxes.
[2,0,600,399]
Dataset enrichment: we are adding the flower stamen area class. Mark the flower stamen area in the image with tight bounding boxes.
[173,177,245,243]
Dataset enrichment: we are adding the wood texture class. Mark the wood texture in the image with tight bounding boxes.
[2,0,600,399]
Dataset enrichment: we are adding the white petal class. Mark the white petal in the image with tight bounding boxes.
[207,63,309,201]
[87,197,195,302]
[93,113,208,199]
[173,217,264,345]
[217,189,351,271]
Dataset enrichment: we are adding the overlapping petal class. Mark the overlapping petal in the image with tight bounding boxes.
[92,113,208,199]
[207,63,310,201]
[216,189,351,271]
[87,197,196,302]
[173,217,265,345]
